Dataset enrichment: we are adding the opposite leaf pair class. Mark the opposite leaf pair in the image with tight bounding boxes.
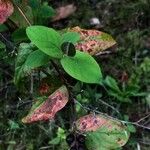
[26,26,102,84]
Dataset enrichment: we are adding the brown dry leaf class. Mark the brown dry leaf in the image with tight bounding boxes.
[22,85,69,123]
[0,0,14,24]
[52,4,76,21]
[69,26,117,56]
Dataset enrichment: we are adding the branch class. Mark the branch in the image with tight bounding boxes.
[13,3,31,26]
[50,60,77,126]
[50,60,67,85]
[98,98,120,114]
[74,99,150,130]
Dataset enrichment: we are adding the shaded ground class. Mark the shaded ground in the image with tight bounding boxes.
[0,0,150,150]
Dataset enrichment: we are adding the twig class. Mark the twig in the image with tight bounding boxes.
[13,3,31,26]
[30,73,34,97]
[0,68,13,78]
[42,69,51,76]
[74,99,150,130]
[138,139,150,146]
[137,143,141,150]
[0,33,16,50]
[0,81,13,92]
[50,60,77,127]
[136,113,150,123]
[98,98,120,114]
[39,146,52,150]
[50,60,67,85]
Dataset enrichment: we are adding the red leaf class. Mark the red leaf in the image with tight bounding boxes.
[75,114,108,132]
[22,85,69,123]
[0,0,14,24]
[69,26,116,55]
[76,114,130,149]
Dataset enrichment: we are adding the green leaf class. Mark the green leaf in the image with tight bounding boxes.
[61,51,102,84]
[140,57,150,72]
[105,76,121,92]
[62,32,80,44]
[57,127,66,138]
[39,3,55,18]
[24,50,50,70]
[49,127,66,145]
[49,137,61,145]
[0,41,6,49]
[96,32,115,41]
[26,26,63,58]
[12,28,28,43]
[29,0,40,9]
[14,43,50,85]
[127,124,136,133]
[0,24,8,32]
[76,114,130,150]
[29,0,55,24]
[10,5,33,27]
[14,43,33,85]
[8,120,20,130]
[86,127,129,150]
[106,90,128,102]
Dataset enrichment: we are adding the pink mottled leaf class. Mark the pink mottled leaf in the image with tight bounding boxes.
[69,26,117,56]
[22,85,68,123]
[0,0,14,24]
[76,114,130,150]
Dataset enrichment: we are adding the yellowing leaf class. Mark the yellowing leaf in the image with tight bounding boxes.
[22,85,68,123]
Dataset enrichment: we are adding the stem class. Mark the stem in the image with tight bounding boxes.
[13,3,31,26]
[50,60,77,127]
[69,94,77,127]
[50,60,66,85]
[30,73,34,98]
[5,19,18,31]
[42,69,51,76]
[0,33,16,50]
[74,99,150,130]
